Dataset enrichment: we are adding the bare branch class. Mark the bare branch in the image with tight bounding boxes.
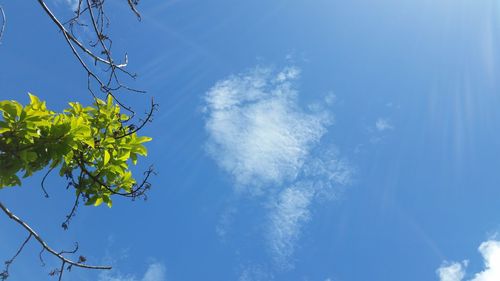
[36,0,107,92]
[39,248,46,267]
[58,242,78,256]
[36,0,142,93]
[0,201,111,270]
[37,0,119,67]
[127,0,142,21]
[57,261,66,281]
[1,234,32,280]
[61,194,81,230]
[41,166,55,198]
[0,5,6,44]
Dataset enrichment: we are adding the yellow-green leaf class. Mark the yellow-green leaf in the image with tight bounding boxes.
[104,150,110,165]
[94,197,103,206]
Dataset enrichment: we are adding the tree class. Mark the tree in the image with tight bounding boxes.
[0,1,156,280]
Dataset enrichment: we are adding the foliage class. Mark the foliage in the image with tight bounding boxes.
[0,94,152,207]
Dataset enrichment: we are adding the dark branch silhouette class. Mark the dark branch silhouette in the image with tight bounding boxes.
[0,202,111,271]
[36,0,145,98]
[0,234,31,280]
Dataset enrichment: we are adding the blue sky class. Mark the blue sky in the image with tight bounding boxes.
[2,0,500,280]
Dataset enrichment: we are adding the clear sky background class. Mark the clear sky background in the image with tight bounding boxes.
[2,1,500,280]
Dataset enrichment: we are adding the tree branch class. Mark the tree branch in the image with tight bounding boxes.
[127,0,142,21]
[0,5,6,45]
[36,0,143,91]
[57,261,66,281]
[1,234,31,280]
[36,0,120,68]
[0,201,111,270]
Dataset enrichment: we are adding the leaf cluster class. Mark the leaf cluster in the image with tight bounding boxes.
[0,94,152,207]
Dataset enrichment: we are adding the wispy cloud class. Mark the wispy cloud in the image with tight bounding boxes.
[267,184,314,266]
[238,265,274,281]
[99,262,166,281]
[375,118,393,131]
[437,238,500,281]
[204,65,351,268]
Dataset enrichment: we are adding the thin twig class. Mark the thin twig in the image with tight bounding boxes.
[77,157,153,199]
[41,166,55,198]
[127,0,142,21]
[58,261,66,281]
[1,234,32,280]
[0,201,111,270]
[61,194,81,230]
[115,98,157,139]
[36,0,145,110]
[39,248,46,267]
[0,5,6,44]
[37,0,119,67]
[86,0,114,68]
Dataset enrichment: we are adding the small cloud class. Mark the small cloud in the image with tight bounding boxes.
[437,261,467,281]
[324,92,336,106]
[142,263,167,281]
[275,66,301,82]
[437,237,500,281]
[375,118,393,131]
[99,262,166,281]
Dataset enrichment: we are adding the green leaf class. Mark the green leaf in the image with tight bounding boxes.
[0,101,22,119]
[94,197,103,207]
[28,93,41,108]
[20,151,37,162]
[136,136,152,144]
[131,153,138,165]
[104,150,110,165]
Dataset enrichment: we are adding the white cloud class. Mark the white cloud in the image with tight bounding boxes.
[204,66,330,190]
[99,262,166,281]
[302,148,352,189]
[470,240,500,281]
[437,262,467,281]
[142,263,167,281]
[437,238,500,281]
[267,184,314,266]
[204,66,351,268]
[375,118,393,131]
